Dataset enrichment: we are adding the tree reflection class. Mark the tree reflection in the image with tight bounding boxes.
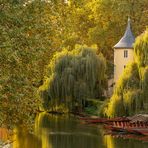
[13,126,42,148]
[34,113,104,148]
[12,113,148,148]
[103,135,115,148]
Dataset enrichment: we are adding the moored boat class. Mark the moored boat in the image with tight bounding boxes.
[104,114,148,136]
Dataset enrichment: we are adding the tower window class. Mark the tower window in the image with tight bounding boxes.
[124,65,126,69]
[124,50,128,58]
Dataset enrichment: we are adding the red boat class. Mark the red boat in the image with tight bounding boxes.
[79,116,108,123]
[104,114,148,136]
[79,114,148,136]
[107,132,148,142]
[79,116,130,124]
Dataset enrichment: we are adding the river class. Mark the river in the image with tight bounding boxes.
[12,113,148,148]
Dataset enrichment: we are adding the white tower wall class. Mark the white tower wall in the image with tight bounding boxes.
[113,18,135,84]
[114,48,134,83]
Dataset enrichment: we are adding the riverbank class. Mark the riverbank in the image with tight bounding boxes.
[1,112,148,148]
[0,140,12,148]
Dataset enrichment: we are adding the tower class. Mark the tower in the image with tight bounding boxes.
[114,18,135,83]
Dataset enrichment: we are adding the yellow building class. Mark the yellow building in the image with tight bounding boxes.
[114,18,135,83]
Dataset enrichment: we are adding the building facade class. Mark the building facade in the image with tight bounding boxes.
[114,18,135,83]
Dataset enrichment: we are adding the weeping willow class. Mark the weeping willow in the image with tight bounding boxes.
[134,29,148,67]
[39,46,106,112]
[102,28,148,117]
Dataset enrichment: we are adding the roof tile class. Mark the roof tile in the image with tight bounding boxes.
[114,18,135,49]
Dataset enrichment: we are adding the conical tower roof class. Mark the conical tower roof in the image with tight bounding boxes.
[114,18,135,49]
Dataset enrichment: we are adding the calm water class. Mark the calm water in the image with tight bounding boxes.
[13,113,148,148]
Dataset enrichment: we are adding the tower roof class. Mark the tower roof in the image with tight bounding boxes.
[114,18,135,49]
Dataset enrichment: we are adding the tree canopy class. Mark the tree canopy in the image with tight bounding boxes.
[0,0,147,126]
[0,0,57,126]
[39,46,106,112]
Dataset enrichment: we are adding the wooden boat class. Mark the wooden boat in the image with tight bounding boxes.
[79,116,129,124]
[86,118,108,124]
[79,116,108,123]
[79,114,148,136]
[132,128,148,136]
[108,132,148,142]
[104,114,148,136]
[104,125,127,132]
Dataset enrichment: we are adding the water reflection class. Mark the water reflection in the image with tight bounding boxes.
[103,135,115,148]
[104,134,148,148]
[13,113,148,148]
[13,127,41,148]
[35,113,104,148]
